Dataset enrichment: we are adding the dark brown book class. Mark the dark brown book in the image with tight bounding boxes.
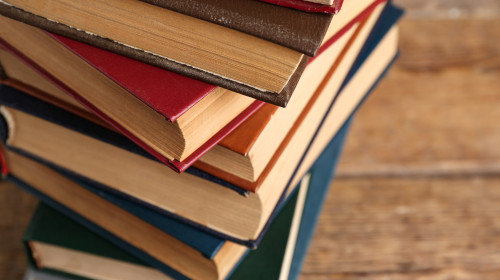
[140,0,335,56]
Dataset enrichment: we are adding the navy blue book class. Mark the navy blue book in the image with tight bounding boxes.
[0,3,402,253]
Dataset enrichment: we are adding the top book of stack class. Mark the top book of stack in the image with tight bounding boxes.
[0,0,359,106]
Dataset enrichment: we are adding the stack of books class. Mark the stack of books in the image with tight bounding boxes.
[0,0,402,279]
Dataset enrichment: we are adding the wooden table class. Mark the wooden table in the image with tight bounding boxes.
[1,0,500,279]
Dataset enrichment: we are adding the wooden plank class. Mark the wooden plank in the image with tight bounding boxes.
[397,19,500,71]
[394,0,500,19]
[301,176,500,280]
[337,18,500,178]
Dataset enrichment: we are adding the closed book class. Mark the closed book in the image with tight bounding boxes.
[0,0,383,104]
[0,17,262,172]
[0,3,401,245]
[140,0,344,56]
[19,118,349,280]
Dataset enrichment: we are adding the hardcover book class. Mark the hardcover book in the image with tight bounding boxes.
[0,16,262,172]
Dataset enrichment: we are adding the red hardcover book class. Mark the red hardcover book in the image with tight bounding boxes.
[0,19,263,172]
[48,34,266,152]
[50,34,216,122]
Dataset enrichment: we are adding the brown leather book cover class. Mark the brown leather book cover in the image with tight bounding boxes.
[0,3,308,107]
[140,0,334,57]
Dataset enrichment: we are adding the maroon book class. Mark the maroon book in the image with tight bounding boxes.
[51,34,219,122]
[0,33,263,173]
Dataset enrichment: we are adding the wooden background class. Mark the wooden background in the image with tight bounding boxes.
[1,0,500,279]
[301,0,500,279]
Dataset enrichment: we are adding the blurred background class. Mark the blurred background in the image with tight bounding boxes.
[301,0,500,279]
[1,0,499,279]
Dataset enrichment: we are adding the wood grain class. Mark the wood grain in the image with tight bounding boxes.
[301,177,500,280]
[337,18,500,178]
[394,0,500,19]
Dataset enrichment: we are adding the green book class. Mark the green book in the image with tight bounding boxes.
[23,181,304,280]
